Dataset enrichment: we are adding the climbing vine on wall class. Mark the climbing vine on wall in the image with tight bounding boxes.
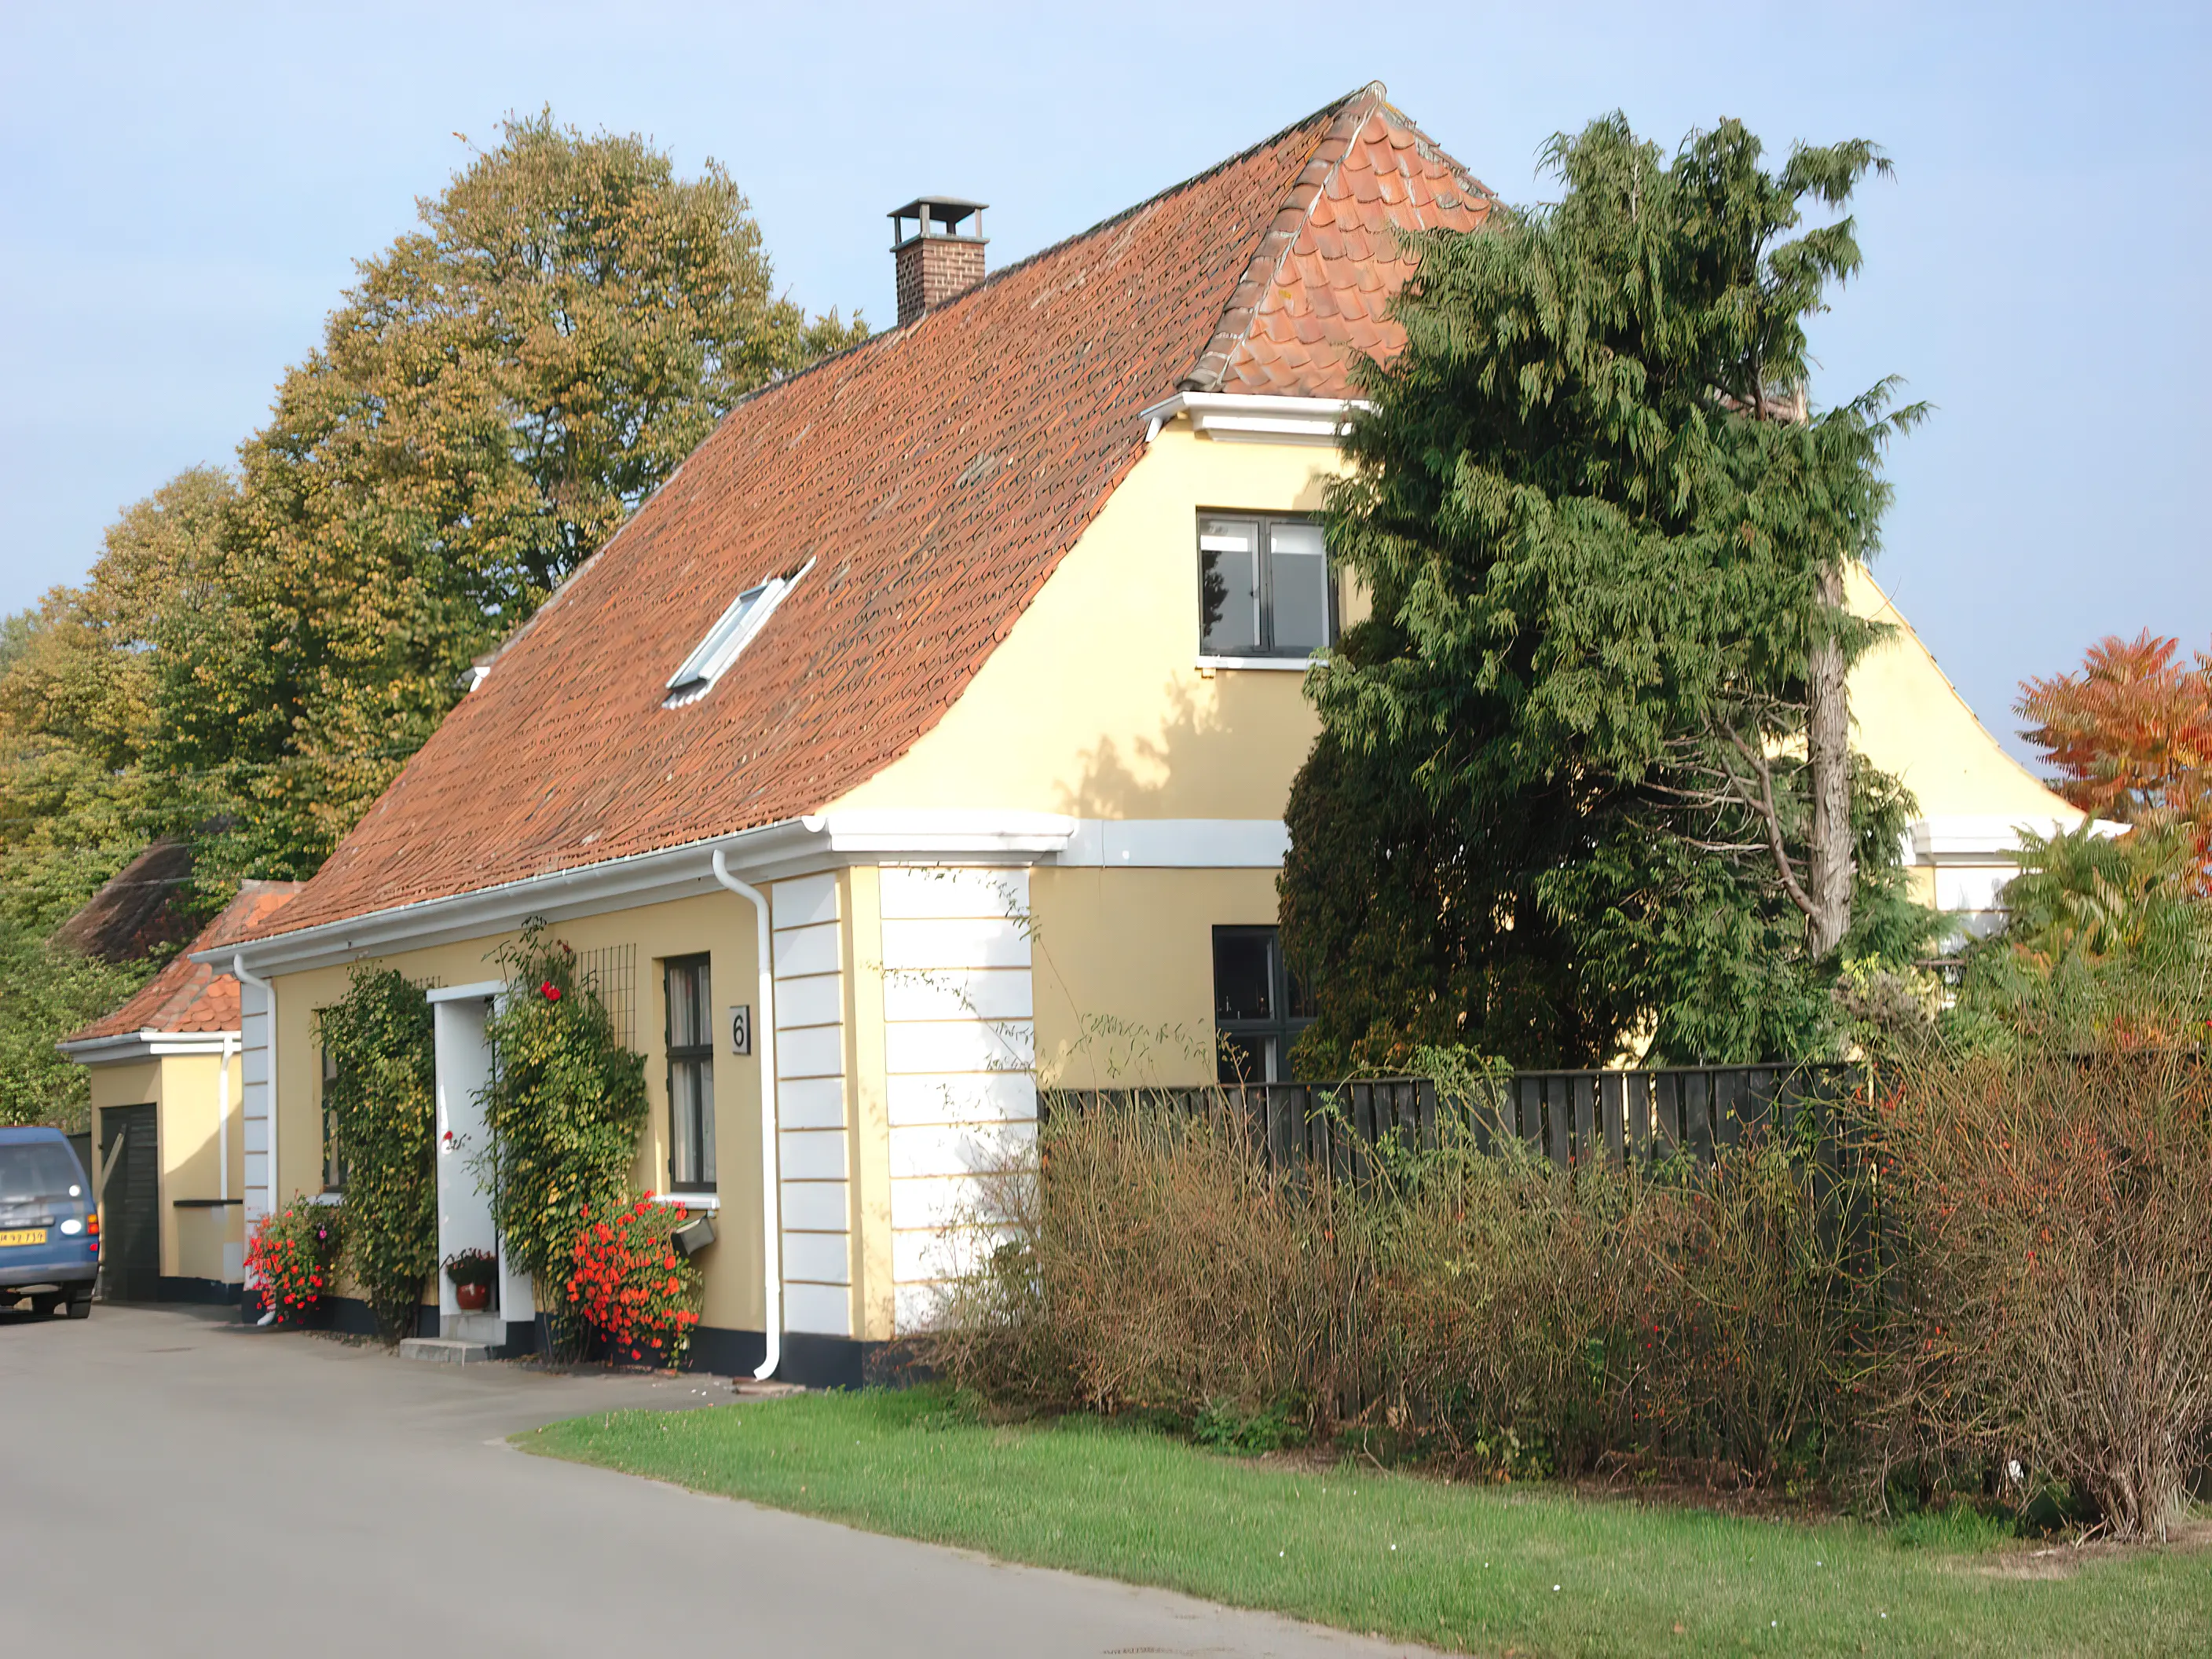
[479,922,650,1328]
[316,965,438,1343]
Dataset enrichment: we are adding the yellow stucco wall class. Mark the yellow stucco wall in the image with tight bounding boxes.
[265,888,772,1332]
[1027,866,1283,1088]
[833,425,1345,821]
[84,1048,244,1284]
[1844,563,2078,824]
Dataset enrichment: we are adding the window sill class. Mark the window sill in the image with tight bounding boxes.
[309,1192,343,1206]
[653,1192,721,1212]
[1195,655,1324,674]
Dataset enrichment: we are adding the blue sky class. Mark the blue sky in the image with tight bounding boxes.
[3,2,2206,760]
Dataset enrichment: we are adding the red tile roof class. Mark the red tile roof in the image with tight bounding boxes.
[1185,101,1491,395]
[64,882,303,1042]
[250,85,1491,942]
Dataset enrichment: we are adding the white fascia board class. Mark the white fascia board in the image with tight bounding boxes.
[1138,392,1367,445]
[1056,818,1290,869]
[56,1029,237,1064]
[803,809,1078,859]
[1904,813,2120,865]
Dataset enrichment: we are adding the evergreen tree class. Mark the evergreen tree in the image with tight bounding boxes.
[155,112,867,876]
[1286,115,1931,1069]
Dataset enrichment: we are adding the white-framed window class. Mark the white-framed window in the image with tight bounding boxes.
[320,1045,345,1193]
[1197,513,1334,659]
[663,561,811,708]
[664,955,716,1192]
[1212,925,1317,1083]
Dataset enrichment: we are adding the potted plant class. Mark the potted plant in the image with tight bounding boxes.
[443,1247,499,1313]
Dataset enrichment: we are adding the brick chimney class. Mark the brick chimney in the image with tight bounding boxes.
[888,197,987,326]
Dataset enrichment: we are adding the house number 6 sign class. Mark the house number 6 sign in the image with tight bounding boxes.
[729,1004,753,1057]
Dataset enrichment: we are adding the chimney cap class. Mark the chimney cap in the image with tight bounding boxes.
[888,197,987,247]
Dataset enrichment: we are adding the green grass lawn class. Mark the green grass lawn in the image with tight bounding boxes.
[522,1387,2210,1657]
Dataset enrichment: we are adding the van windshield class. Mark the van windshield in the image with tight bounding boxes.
[0,1143,86,1205]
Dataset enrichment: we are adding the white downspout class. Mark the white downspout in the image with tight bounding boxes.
[232,954,278,1324]
[711,848,782,1380]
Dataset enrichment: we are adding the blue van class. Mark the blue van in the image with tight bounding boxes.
[0,1126,97,1318]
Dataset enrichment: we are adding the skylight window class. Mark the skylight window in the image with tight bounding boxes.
[662,562,809,709]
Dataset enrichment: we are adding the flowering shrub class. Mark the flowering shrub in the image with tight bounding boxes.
[245,1198,345,1324]
[564,1194,703,1367]
[479,924,648,1325]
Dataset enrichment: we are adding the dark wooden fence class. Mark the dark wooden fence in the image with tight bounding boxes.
[1043,1063,1861,1178]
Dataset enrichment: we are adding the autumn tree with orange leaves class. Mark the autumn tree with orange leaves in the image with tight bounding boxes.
[2018,632,2211,887]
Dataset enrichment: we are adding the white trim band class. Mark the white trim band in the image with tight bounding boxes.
[1139,391,1367,445]
[57,1029,240,1063]
[1903,814,2117,865]
[207,814,1299,976]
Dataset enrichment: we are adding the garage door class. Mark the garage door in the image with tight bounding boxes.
[98,1104,159,1302]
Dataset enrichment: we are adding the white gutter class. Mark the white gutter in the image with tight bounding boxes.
[1137,390,1368,445]
[710,848,782,1382]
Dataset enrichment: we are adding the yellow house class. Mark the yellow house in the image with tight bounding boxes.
[59,882,301,1303]
[207,85,2082,1382]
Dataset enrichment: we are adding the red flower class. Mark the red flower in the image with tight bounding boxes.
[540,980,562,1002]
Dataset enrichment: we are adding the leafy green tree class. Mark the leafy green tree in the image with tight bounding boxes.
[1286,115,1930,1069]
[156,111,868,876]
[0,925,148,1130]
[317,965,438,1343]
[0,468,233,932]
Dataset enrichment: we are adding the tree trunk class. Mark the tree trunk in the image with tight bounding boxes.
[1806,565,1855,957]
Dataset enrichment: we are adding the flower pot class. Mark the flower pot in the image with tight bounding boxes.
[455,1280,492,1313]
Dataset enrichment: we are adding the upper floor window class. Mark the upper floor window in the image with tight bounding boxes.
[1197,514,1334,659]
[664,955,716,1191]
[1212,925,1317,1083]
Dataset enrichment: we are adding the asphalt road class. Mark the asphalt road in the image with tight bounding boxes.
[1,1302,1427,1657]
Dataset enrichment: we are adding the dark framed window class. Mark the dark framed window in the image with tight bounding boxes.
[1212,926,1317,1083]
[664,955,716,1191]
[1197,513,1335,658]
[320,1046,345,1193]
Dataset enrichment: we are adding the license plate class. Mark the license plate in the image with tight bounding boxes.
[0,1228,49,1247]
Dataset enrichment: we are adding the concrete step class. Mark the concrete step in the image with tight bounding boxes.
[397,1336,494,1365]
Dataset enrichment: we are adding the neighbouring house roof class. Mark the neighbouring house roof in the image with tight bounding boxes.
[243,82,1492,944]
[48,834,199,962]
[64,882,304,1043]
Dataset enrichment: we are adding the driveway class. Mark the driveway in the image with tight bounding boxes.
[1,1303,1427,1657]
